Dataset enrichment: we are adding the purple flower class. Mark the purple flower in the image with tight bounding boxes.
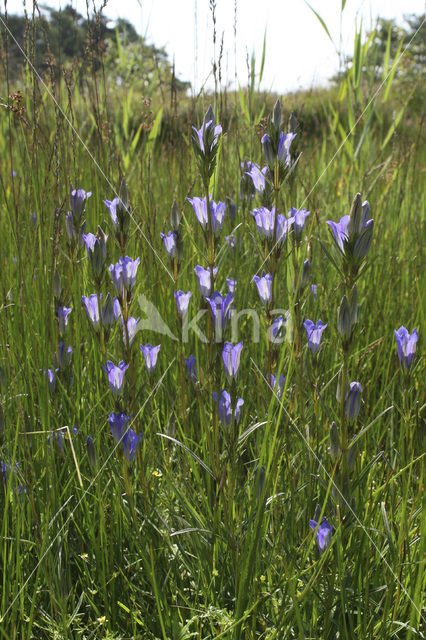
[225,234,236,249]
[268,373,286,399]
[345,381,362,420]
[269,315,285,344]
[104,197,120,230]
[226,278,236,294]
[311,284,318,300]
[275,214,289,246]
[113,297,122,321]
[175,290,191,316]
[326,198,373,261]
[251,206,275,239]
[206,292,233,337]
[71,188,91,220]
[109,261,124,296]
[288,207,310,241]
[394,326,418,371]
[46,368,58,392]
[213,390,244,426]
[246,163,269,192]
[184,355,197,382]
[102,360,129,397]
[160,231,177,259]
[191,112,222,156]
[309,518,333,553]
[194,265,217,298]
[303,319,327,355]
[82,227,108,278]
[123,317,140,346]
[55,342,72,371]
[253,274,273,306]
[277,131,296,166]
[122,429,142,462]
[188,196,226,236]
[140,344,161,374]
[82,294,101,330]
[109,412,131,443]
[120,256,140,291]
[58,306,72,334]
[222,341,243,381]
[101,293,116,327]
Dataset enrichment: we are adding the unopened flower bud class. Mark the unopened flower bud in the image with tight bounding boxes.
[170,199,181,231]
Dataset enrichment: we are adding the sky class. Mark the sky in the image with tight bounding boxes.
[3,0,425,93]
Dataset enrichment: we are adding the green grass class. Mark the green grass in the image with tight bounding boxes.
[0,7,425,640]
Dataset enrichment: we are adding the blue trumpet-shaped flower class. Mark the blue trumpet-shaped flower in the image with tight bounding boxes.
[109,412,132,443]
[140,344,161,374]
[213,390,244,426]
[184,355,197,383]
[222,341,243,381]
[309,518,333,553]
[175,290,192,317]
[253,274,273,306]
[160,231,177,259]
[194,265,217,297]
[102,360,129,397]
[303,319,327,355]
[188,196,226,236]
[122,429,142,463]
[394,326,418,371]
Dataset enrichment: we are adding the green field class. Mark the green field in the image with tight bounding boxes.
[0,5,425,639]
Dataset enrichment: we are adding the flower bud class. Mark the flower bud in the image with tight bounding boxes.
[170,199,181,231]
[330,421,341,459]
[53,269,62,299]
[345,382,362,421]
[301,259,311,288]
[86,436,97,470]
[101,293,115,327]
[348,193,363,238]
[272,99,282,133]
[337,295,352,342]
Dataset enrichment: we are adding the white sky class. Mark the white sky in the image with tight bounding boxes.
[3,0,425,93]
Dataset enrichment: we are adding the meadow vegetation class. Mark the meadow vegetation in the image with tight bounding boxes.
[0,3,424,639]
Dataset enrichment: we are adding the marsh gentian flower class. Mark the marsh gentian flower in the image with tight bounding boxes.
[82,294,101,330]
[82,227,108,279]
[269,315,285,344]
[394,326,418,371]
[326,195,373,265]
[277,131,296,166]
[109,413,131,443]
[194,265,217,297]
[58,306,72,334]
[109,412,131,443]
[311,284,318,300]
[253,274,273,306]
[222,341,243,381]
[226,278,236,294]
[184,355,197,382]
[268,373,286,399]
[309,518,333,553]
[120,256,140,291]
[188,196,226,236]
[251,206,275,239]
[46,368,58,392]
[109,261,124,296]
[191,105,222,157]
[213,390,244,426]
[175,290,191,317]
[140,344,161,374]
[206,292,233,335]
[303,319,327,355]
[160,231,177,259]
[275,214,289,246]
[55,342,72,371]
[246,163,269,193]
[288,207,310,241]
[123,316,140,346]
[102,360,128,397]
[345,381,362,420]
[70,188,91,221]
[122,429,142,462]
[301,259,311,287]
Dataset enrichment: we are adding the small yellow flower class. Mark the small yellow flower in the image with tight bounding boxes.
[97,616,106,624]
